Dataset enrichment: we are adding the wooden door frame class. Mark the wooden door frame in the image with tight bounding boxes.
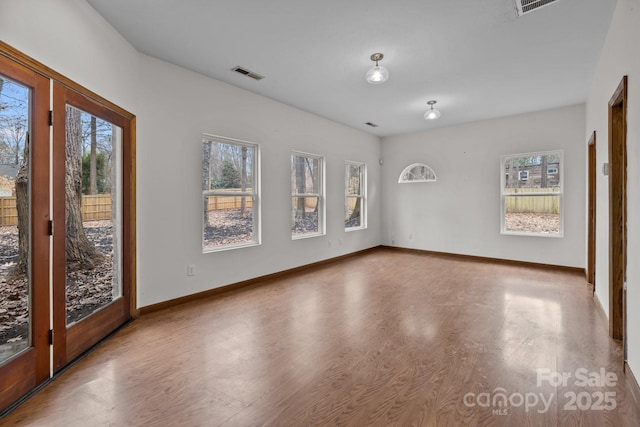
[608,76,627,343]
[587,132,596,290]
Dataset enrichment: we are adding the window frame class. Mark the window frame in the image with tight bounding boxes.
[500,150,564,238]
[344,160,367,231]
[291,151,325,239]
[202,134,261,252]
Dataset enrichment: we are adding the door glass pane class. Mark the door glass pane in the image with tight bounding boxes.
[0,76,31,363]
[65,105,122,325]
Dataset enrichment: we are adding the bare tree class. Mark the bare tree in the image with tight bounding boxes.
[540,155,548,189]
[346,164,361,223]
[7,120,26,165]
[202,140,212,226]
[12,132,29,276]
[8,81,30,276]
[239,146,248,216]
[295,156,306,219]
[349,198,361,223]
[89,116,97,194]
[64,106,105,269]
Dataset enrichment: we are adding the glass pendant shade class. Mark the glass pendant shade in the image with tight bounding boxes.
[424,101,441,120]
[424,108,441,120]
[365,65,389,84]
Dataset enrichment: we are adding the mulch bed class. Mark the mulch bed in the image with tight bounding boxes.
[204,210,254,248]
[0,221,114,348]
[204,209,320,249]
[505,212,560,234]
[292,212,319,235]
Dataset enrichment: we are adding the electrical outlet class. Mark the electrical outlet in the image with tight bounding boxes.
[187,264,195,276]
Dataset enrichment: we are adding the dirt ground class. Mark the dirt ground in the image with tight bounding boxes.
[0,221,114,347]
[505,212,560,234]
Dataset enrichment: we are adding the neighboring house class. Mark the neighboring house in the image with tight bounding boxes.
[506,161,560,189]
[0,164,17,196]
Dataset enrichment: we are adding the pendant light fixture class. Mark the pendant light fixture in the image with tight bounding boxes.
[424,100,441,120]
[365,53,389,84]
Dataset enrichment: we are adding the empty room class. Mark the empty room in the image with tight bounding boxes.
[1,0,639,425]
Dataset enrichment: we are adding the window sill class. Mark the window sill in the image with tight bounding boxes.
[292,232,325,240]
[501,230,564,238]
[203,240,260,253]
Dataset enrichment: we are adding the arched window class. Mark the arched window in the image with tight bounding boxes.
[398,163,436,183]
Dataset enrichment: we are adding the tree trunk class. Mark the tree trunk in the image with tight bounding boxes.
[349,197,361,221]
[12,131,29,277]
[89,116,97,195]
[202,140,211,226]
[65,107,105,269]
[541,155,548,189]
[508,161,518,188]
[295,156,306,219]
[240,146,247,216]
[305,158,319,214]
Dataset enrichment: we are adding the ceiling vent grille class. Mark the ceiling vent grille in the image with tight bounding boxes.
[232,66,264,81]
[514,0,558,16]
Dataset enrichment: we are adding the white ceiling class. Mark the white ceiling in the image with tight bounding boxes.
[86,0,616,137]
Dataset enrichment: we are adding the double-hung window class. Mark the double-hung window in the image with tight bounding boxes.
[291,152,325,238]
[202,135,260,251]
[501,150,563,236]
[345,161,366,230]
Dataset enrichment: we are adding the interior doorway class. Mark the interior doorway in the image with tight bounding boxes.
[587,131,596,290]
[607,76,627,357]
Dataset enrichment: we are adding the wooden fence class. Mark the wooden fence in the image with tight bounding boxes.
[81,194,113,221]
[206,195,253,211]
[0,194,112,226]
[0,197,17,226]
[505,187,560,214]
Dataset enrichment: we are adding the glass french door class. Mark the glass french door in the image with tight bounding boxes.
[0,55,50,411]
[52,83,132,371]
[0,47,134,413]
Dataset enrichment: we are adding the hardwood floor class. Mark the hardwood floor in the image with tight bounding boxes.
[2,248,639,426]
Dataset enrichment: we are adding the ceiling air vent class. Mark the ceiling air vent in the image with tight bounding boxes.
[231,66,264,81]
[514,0,558,16]
[365,122,379,128]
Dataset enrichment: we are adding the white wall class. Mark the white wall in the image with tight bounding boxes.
[585,0,640,378]
[136,56,381,306]
[0,0,382,308]
[381,105,586,268]
[0,0,139,115]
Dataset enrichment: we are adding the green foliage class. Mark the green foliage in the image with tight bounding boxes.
[82,152,108,194]
[215,159,240,189]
